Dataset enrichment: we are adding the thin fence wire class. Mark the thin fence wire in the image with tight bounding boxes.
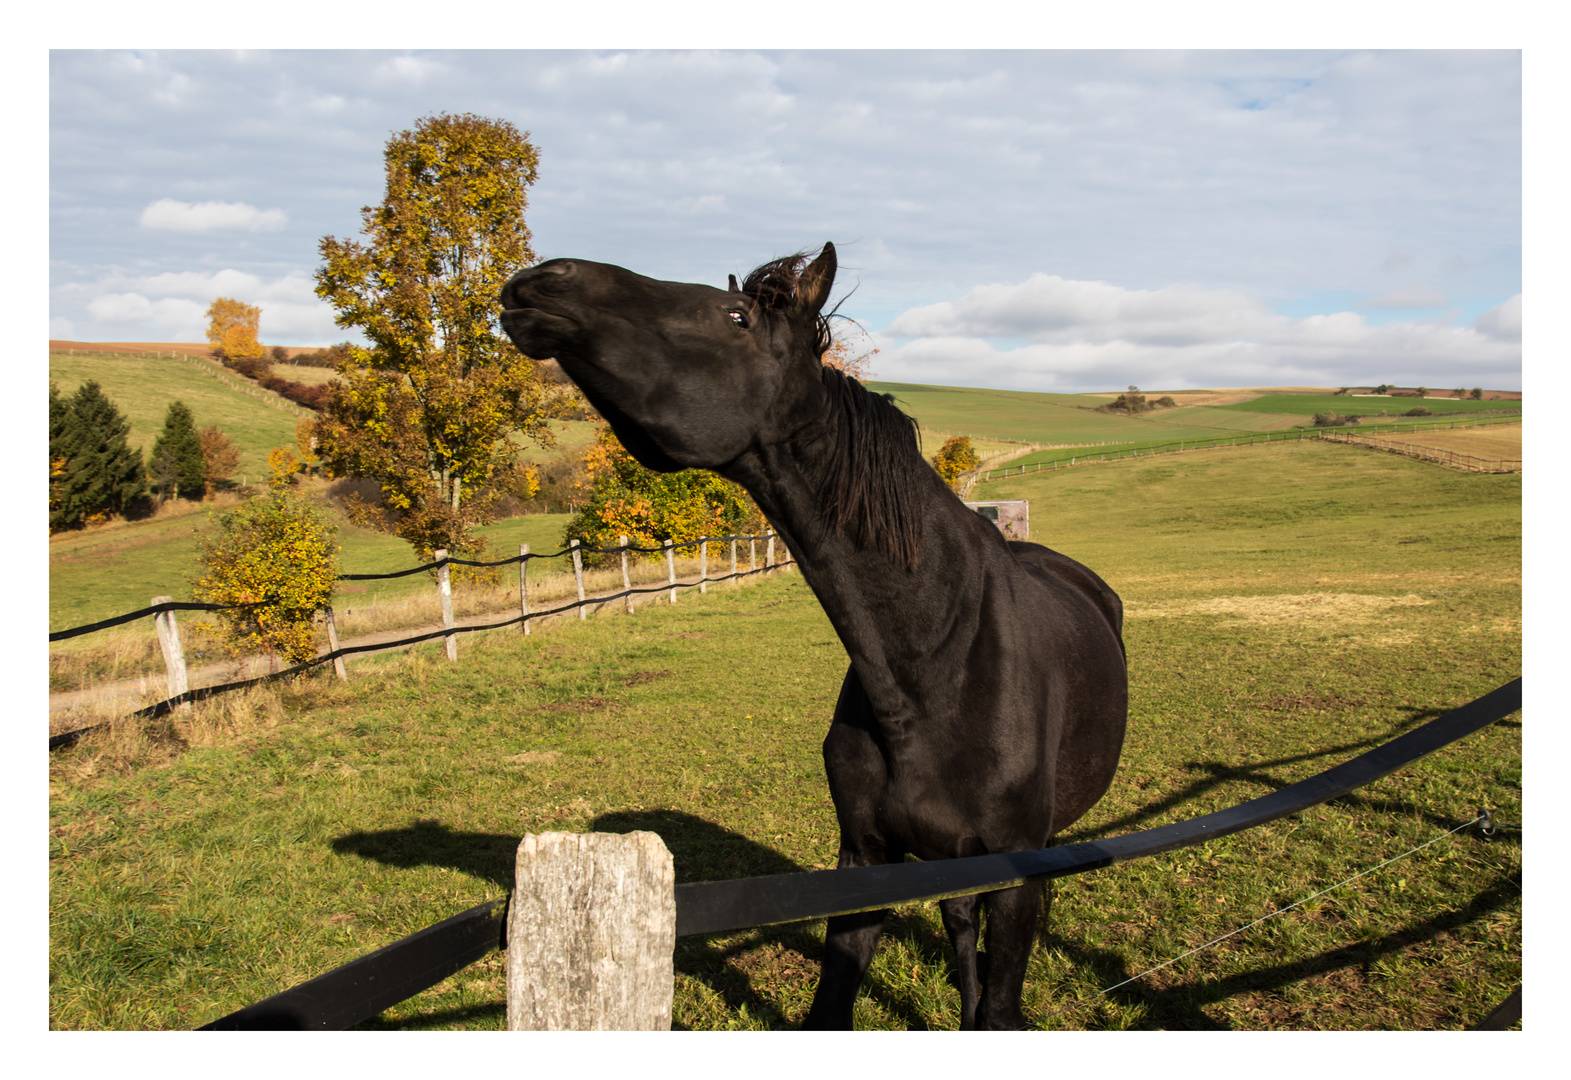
[1036,812,1493,1025]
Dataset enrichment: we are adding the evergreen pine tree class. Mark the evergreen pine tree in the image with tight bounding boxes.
[149,400,206,502]
[53,381,145,529]
[49,383,70,527]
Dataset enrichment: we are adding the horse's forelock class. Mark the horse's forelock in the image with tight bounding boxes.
[742,251,833,358]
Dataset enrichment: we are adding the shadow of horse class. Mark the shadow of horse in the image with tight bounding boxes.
[1035,869,1520,1030]
[1061,705,1465,844]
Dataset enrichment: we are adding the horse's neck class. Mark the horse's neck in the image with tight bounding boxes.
[739,430,991,715]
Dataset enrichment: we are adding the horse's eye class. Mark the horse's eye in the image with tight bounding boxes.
[728,310,748,329]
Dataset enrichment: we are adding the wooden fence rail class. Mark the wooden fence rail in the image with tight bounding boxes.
[49,531,792,750]
[1316,430,1522,473]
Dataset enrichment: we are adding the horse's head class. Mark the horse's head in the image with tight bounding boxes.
[500,244,838,473]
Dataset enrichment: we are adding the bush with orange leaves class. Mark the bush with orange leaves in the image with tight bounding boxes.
[561,424,760,567]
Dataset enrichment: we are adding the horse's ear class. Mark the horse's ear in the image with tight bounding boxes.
[797,242,837,316]
[728,273,740,293]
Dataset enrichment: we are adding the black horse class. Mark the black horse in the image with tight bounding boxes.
[500,244,1128,1030]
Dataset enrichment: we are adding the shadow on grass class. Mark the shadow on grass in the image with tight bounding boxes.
[330,818,519,892]
[355,1002,506,1031]
[1063,705,1471,843]
[330,809,855,1030]
[1036,869,1520,1030]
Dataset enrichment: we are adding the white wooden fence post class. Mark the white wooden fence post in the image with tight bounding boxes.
[519,544,531,635]
[434,549,457,662]
[571,538,587,619]
[766,530,776,574]
[699,538,708,594]
[729,536,738,584]
[620,535,635,614]
[507,831,675,1030]
[664,539,677,604]
[323,607,348,681]
[151,597,190,710]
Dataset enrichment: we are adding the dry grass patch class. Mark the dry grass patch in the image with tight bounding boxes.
[1360,423,1521,461]
[1126,592,1432,627]
[504,751,561,765]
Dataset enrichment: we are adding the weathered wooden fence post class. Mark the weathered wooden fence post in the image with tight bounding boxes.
[620,535,635,614]
[323,607,348,681]
[729,536,738,584]
[151,597,190,710]
[507,832,674,1030]
[571,538,587,619]
[664,539,677,604]
[699,538,709,594]
[519,544,531,635]
[766,530,776,574]
[433,549,458,662]
[749,536,757,574]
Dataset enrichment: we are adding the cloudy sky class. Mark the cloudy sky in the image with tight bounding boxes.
[49,47,1522,393]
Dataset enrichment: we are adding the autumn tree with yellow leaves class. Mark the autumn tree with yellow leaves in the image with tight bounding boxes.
[312,112,564,563]
[206,297,265,362]
[932,435,981,490]
[192,488,339,668]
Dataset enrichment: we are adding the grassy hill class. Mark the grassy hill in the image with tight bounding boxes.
[50,348,309,481]
[867,381,1522,461]
[49,436,1520,1030]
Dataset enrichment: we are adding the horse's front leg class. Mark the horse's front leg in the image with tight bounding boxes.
[804,670,893,1030]
[802,845,892,1030]
[938,894,983,1029]
[975,881,1046,1030]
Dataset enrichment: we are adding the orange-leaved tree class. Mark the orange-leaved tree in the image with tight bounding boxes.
[197,426,240,498]
[563,424,759,567]
[206,297,265,362]
[932,435,981,490]
[823,332,879,381]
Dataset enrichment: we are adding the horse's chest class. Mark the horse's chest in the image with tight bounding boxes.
[877,754,1053,858]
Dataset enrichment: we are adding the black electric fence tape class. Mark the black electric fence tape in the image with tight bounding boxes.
[194,677,1520,1030]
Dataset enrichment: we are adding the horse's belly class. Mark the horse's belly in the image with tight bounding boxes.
[880,770,1053,860]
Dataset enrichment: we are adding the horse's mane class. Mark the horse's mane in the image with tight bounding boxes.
[742,251,926,571]
[814,366,926,570]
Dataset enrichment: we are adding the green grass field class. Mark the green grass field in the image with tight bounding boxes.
[50,349,309,481]
[48,439,1520,1029]
[867,382,1521,451]
[1215,394,1519,418]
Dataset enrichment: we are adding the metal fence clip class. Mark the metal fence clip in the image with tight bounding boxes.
[1477,808,1497,838]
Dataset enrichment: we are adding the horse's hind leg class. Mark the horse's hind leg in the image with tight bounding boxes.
[938,894,983,1030]
[802,904,889,1029]
[975,882,1045,1030]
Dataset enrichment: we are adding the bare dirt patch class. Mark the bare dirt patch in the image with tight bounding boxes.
[1125,592,1432,627]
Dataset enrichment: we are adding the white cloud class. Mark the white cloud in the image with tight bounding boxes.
[58,269,342,345]
[876,273,1521,392]
[139,198,287,233]
[1474,294,1521,343]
